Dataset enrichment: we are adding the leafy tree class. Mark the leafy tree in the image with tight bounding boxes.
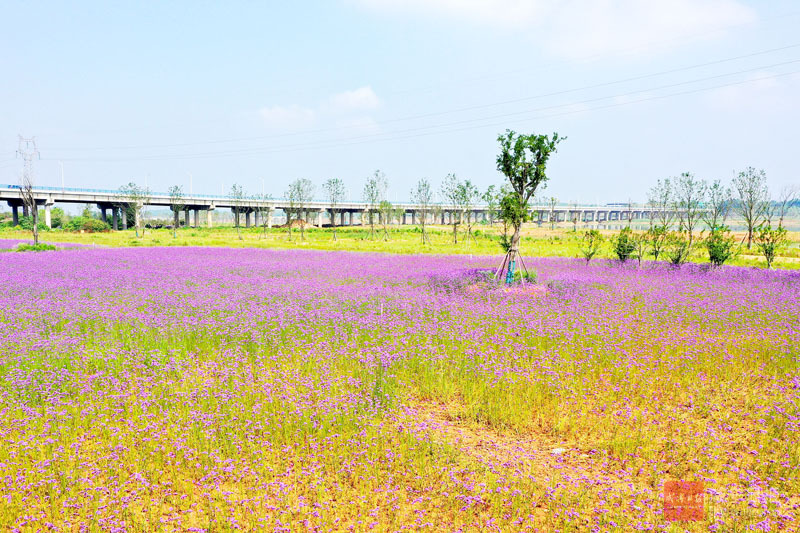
[645,225,668,261]
[168,185,185,238]
[705,226,737,267]
[119,182,150,238]
[665,231,690,266]
[362,170,386,240]
[754,224,788,269]
[322,178,346,241]
[612,227,637,262]
[581,229,603,264]
[411,178,433,244]
[495,129,564,283]
[732,167,768,249]
[497,187,526,252]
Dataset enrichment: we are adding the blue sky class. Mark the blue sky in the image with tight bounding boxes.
[1,0,798,203]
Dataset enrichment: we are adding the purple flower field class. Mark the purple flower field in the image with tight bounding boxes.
[0,247,798,531]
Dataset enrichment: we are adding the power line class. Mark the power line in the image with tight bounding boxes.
[45,63,800,162]
[47,43,800,153]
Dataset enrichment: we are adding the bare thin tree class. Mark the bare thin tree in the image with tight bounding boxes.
[548,196,558,230]
[459,179,480,245]
[168,185,185,238]
[440,173,462,243]
[287,178,314,241]
[229,183,245,240]
[19,173,39,245]
[648,178,675,230]
[732,167,769,249]
[775,184,799,229]
[323,178,346,241]
[411,178,433,244]
[673,172,706,247]
[703,179,732,230]
[362,170,386,240]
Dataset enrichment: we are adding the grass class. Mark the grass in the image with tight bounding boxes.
[2,221,799,269]
[0,249,797,530]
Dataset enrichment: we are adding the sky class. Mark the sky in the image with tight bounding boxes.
[1,0,799,204]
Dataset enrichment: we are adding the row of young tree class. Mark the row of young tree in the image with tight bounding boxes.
[575,168,798,268]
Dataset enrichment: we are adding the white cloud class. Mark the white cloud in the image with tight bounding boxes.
[328,86,381,113]
[259,87,382,130]
[354,0,757,59]
[547,0,757,59]
[258,105,315,128]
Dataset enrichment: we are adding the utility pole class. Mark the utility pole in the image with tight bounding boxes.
[17,135,41,242]
[17,135,39,182]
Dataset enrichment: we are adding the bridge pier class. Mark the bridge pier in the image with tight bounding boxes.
[112,207,118,230]
[10,203,19,226]
[44,202,53,229]
[184,207,190,227]
[254,209,260,227]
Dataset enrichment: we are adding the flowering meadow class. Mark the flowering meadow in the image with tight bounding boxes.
[0,247,798,531]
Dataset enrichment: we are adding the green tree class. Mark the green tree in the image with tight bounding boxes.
[754,224,788,269]
[119,182,150,238]
[495,129,564,283]
[612,227,637,262]
[705,225,736,267]
[581,229,603,264]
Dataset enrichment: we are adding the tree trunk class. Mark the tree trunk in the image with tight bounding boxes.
[32,207,39,246]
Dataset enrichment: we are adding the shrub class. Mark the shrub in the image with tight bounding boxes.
[581,229,603,263]
[705,226,737,267]
[64,217,111,233]
[18,216,50,232]
[612,227,637,262]
[755,224,789,269]
[16,243,57,252]
[665,232,690,266]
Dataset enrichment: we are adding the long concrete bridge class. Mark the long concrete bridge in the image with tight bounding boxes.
[1,184,665,230]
